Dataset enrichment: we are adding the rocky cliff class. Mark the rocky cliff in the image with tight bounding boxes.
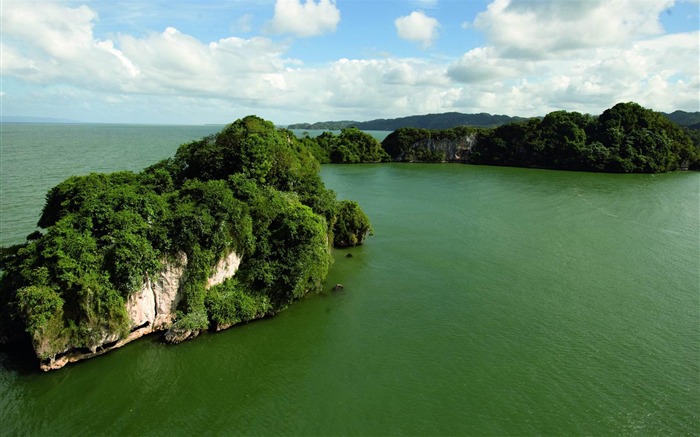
[39,251,242,371]
[1,115,371,372]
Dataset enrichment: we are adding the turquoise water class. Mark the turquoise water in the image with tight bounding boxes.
[1,124,698,435]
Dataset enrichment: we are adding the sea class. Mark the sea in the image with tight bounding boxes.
[1,123,698,436]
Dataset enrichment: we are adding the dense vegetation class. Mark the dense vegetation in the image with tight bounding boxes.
[382,103,699,172]
[286,120,357,130]
[662,110,700,129]
[382,126,479,162]
[289,109,699,133]
[298,127,389,164]
[0,116,372,360]
[352,112,528,130]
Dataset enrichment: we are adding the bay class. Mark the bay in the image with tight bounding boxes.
[0,123,698,436]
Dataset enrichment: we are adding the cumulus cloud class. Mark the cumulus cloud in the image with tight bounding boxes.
[445,0,698,116]
[1,0,697,124]
[0,0,293,99]
[0,1,139,88]
[0,0,457,123]
[1,1,97,59]
[395,11,440,49]
[274,57,457,121]
[117,29,300,103]
[448,29,699,115]
[266,0,340,37]
[448,46,533,82]
[471,0,674,59]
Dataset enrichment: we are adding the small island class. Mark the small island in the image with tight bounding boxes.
[0,116,372,371]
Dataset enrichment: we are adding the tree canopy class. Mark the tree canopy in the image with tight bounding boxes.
[382,103,699,172]
[300,128,390,164]
[0,115,373,361]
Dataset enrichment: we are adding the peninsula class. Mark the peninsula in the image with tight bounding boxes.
[0,116,372,371]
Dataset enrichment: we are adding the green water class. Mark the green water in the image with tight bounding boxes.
[0,123,224,246]
[1,124,699,435]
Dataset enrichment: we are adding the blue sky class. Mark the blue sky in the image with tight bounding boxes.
[2,0,699,125]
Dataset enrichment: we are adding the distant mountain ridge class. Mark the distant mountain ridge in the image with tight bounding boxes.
[288,112,529,131]
[661,110,700,130]
[289,109,700,131]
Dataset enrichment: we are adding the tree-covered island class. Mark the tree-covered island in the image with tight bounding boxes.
[381,103,699,172]
[291,103,698,171]
[0,116,372,371]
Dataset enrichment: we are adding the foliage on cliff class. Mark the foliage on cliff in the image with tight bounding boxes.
[0,116,372,360]
[288,109,697,133]
[298,127,390,164]
[382,126,479,162]
[381,103,698,173]
[332,201,373,247]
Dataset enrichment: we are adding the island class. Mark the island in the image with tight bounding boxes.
[299,103,700,172]
[0,116,372,371]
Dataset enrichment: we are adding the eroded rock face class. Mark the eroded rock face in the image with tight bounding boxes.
[39,251,239,371]
[207,252,242,289]
[127,279,157,330]
[124,251,187,332]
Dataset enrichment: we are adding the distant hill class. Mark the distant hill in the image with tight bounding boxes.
[290,109,700,132]
[661,110,700,129]
[288,112,529,131]
[286,120,357,130]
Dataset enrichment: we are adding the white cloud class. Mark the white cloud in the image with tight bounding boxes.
[1,1,97,59]
[445,0,698,116]
[234,14,254,33]
[472,0,674,59]
[0,0,295,100]
[448,29,699,116]
[395,11,440,49]
[266,0,340,38]
[118,28,297,101]
[278,57,457,121]
[0,0,458,123]
[448,46,533,82]
[1,0,697,124]
[0,1,138,88]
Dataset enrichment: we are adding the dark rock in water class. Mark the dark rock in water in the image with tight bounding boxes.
[333,284,344,291]
[346,253,353,258]
[164,327,200,344]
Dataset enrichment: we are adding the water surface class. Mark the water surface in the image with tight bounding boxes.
[1,124,698,435]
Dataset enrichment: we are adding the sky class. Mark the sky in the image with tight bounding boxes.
[1,0,699,125]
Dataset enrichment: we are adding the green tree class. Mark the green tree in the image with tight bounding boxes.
[333,200,373,247]
[0,114,373,363]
